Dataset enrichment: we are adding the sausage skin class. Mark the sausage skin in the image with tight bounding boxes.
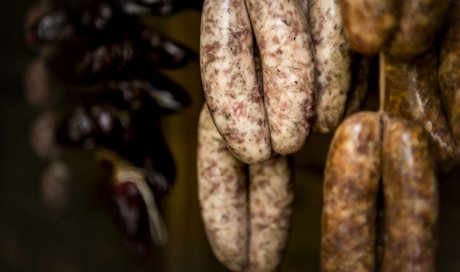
[340,0,400,55]
[249,155,294,272]
[310,0,353,134]
[246,0,316,155]
[200,0,271,164]
[383,50,459,171]
[381,115,438,272]
[197,105,248,271]
[439,0,460,145]
[321,112,381,272]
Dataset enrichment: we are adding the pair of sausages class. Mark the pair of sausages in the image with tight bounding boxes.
[321,112,438,271]
[342,0,451,59]
[200,0,314,162]
[197,105,294,271]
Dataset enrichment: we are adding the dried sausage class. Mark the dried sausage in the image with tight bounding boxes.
[321,112,381,272]
[340,0,400,55]
[197,105,248,271]
[383,50,459,171]
[310,0,353,133]
[388,0,451,59]
[381,115,438,272]
[249,156,294,271]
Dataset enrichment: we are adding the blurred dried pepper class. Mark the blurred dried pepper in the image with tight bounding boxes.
[25,0,197,258]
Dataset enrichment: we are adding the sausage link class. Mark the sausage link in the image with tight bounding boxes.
[200,0,271,164]
[321,112,381,272]
[439,0,460,145]
[310,0,353,133]
[388,0,451,60]
[340,0,400,55]
[383,50,459,171]
[249,156,294,272]
[381,115,438,272]
[344,55,372,118]
[246,0,316,155]
[197,105,248,271]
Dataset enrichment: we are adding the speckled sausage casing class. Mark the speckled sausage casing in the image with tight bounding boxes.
[341,0,400,55]
[200,0,271,164]
[321,112,380,272]
[344,55,371,118]
[299,0,309,14]
[246,0,316,155]
[197,105,248,271]
[439,0,460,145]
[382,116,438,272]
[383,50,459,171]
[249,155,294,272]
[310,0,353,134]
[388,0,451,60]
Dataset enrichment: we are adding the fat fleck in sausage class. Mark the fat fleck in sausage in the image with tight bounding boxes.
[197,105,248,271]
[383,50,459,171]
[200,0,271,164]
[249,155,294,272]
[340,0,400,55]
[439,0,460,145]
[310,0,353,134]
[388,0,451,60]
[321,112,380,272]
[344,55,372,118]
[246,0,316,155]
[381,115,438,272]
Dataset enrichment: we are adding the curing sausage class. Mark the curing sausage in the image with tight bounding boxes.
[439,0,460,145]
[246,0,316,155]
[344,55,371,118]
[200,0,271,164]
[388,0,451,60]
[383,50,459,171]
[321,112,381,272]
[197,105,248,271]
[249,155,294,272]
[310,0,353,134]
[340,0,400,55]
[381,115,438,272]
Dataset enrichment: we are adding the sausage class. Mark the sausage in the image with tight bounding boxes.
[246,0,316,155]
[388,0,452,60]
[200,0,271,164]
[197,105,248,271]
[439,0,460,145]
[321,112,381,272]
[383,50,459,171]
[310,0,353,134]
[249,155,294,271]
[344,55,372,118]
[381,115,438,272]
[340,0,400,55]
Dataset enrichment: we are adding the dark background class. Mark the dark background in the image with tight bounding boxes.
[1,1,460,271]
